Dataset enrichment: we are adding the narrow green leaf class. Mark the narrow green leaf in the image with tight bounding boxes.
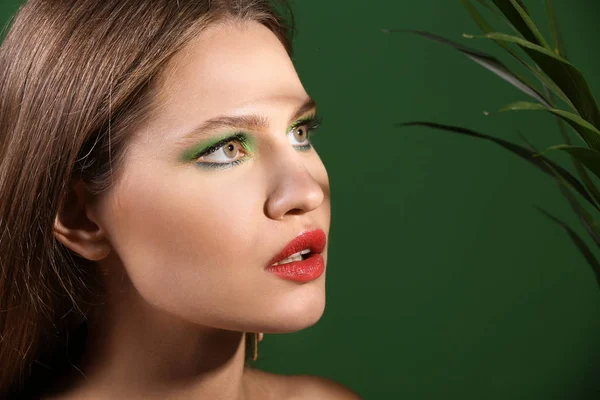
[473,0,521,35]
[562,148,600,211]
[540,84,600,209]
[566,151,600,211]
[382,29,550,106]
[516,130,537,152]
[500,101,600,150]
[545,0,568,58]
[462,0,504,43]
[524,66,575,111]
[396,121,598,210]
[542,160,600,249]
[401,119,600,278]
[461,1,573,109]
[541,145,600,181]
[462,0,529,62]
[513,0,528,14]
[474,32,600,127]
[490,0,550,48]
[535,206,600,287]
[474,0,503,16]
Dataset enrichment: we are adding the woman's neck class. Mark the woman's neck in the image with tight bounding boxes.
[56,275,253,400]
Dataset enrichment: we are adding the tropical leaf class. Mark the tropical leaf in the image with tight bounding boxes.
[540,145,600,181]
[540,82,600,210]
[473,0,522,35]
[381,29,551,106]
[545,0,567,58]
[462,0,510,51]
[474,0,503,16]
[512,0,529,14]
[535,206,600,287]
[471,32,600,127]
[544,136,600,216]
[396,121,599,210]
[499,101,600,151]
[461,1,573,109]
[542,160,600,249]
[515,130,537,152]
[563,148,600,211]
[490,0,550,48]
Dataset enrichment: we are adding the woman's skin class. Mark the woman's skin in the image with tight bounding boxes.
[51,18,359,400]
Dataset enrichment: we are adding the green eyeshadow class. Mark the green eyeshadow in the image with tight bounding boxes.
[178,132,257,163]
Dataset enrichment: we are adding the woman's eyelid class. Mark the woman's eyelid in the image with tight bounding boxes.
[208,135,244,153]
[187,133,252,163]
[287,112,318,132]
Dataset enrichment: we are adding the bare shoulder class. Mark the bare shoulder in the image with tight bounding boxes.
[281,373,363,400]
[245,368,363,400]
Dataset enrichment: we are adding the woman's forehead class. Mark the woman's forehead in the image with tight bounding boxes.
[127,19,308,154]
[154,20,303,115]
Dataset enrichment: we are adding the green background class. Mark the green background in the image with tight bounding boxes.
[3,1,600,399]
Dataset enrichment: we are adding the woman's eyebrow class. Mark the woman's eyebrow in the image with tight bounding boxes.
[179,98,317,142]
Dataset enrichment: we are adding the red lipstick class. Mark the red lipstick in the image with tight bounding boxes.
[266,229,326,282]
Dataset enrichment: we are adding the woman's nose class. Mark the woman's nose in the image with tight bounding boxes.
[264,152,325,221]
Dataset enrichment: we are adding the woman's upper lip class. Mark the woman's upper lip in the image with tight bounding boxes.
[267,229,327,267]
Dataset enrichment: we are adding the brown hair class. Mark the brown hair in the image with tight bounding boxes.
[0,0,294,397]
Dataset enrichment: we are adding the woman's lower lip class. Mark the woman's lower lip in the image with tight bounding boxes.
[266,254,324,282]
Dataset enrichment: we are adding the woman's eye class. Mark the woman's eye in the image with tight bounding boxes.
[287,123,311,147]
[197,140,247,164]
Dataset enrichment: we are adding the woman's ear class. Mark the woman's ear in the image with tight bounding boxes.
[53,178,111,261]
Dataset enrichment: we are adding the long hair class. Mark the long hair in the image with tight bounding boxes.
[0,0,294,397]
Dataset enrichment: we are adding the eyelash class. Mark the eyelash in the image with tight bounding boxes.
[194,115,323,170]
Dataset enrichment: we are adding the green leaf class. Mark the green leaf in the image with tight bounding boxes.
[473,0,522,35]
[462,0,504,44]
[499,101,600,151]
[474,0,503,16]
[542,160,600,249]
[535,206,600,287]
[461,1,573,109]
[490,0,551,49]
[512,0,529,14]
[566,151,600,211]
[541,145,600,181]
[563,148,600,211]
[396,121,599,210]
[540,84,600,209]
[461,6,571,109]
[474,32,600,128]
[382,29,551,106]
[545,0,567,58]
[464,33,573,109]
[545,139,600,218]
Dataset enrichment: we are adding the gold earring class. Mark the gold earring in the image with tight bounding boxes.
[252,332,264,361]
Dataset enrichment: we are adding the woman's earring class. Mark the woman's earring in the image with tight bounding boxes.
[252,332,264,361]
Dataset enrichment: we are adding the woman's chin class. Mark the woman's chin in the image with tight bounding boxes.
[256,289,326,333]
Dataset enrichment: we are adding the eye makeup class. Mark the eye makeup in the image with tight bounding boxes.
[178,113,323,170]
[287,114,323,152]
[178,132,257,169]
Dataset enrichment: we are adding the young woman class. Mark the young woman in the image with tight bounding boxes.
[0,0,361,398]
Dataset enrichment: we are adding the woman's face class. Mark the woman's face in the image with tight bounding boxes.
[92,20,330,333]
